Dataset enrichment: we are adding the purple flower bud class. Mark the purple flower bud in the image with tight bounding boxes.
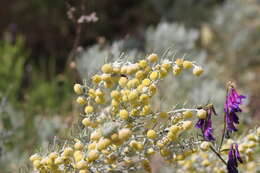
[227,143,243,173]
[224,87,245,133]
[195,109,215,141]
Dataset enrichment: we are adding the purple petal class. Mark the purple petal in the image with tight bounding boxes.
[235,144,243,163]
[195,119,205,129]
[227,147,238,173]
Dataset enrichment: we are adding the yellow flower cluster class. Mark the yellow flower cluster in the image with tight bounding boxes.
[29,54,209,173]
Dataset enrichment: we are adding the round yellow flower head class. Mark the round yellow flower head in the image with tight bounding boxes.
[147,129,157,139]
[183,60,193,69]
[173,65,182,76]
[74,84,83,94]
[175,58,184,67]
[119,109,129,120]
[87,150,99,162]
[147,53,158,63]
[193,66,204,76]
[76,96,87,105]
[138,59,148,68]
[118,77,128,87]
[149,71,159,80]
[85,105,94,114]
[200,141,211,151]
[183,110,193,119]
[92,75,102,84]
[118,128,132,140]
[197,109,207,119]
[101,64,113,74]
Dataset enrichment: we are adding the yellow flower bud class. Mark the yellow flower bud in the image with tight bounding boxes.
[149,84,157,95]
[156,141,165,148]
[76,160,88,169]
[48,152,58,160]
[183,110,193,119]
[88,89,96,98]
[161,62,171,70]
[135,70,144,79]
[182,121,193,130]
[101,64,113,74]
[111,99,119,107]
[87,150,99,162]
[149,71,159,80]
[110,133,119,142]
[82,118,92,127]
[169,125,180,134]
[159,112,168,118]
[97,138,111,150]
[138,59,148,68]
[142,78,151,86]
[118,128,132,140]
[167,131,177,141]
[173,65,182,76]
[183,61,193,69]
[175,58,183,67]
[247,133,257,141]
[129,140,143,150]
[159,67,168,78]
[54,157,64,165]
[30,154,41,162]
[110,90,120,99]
[76,96,87,105]
[119,109,129,120]
[84,105,94,114]
[147,53,158,63]
[197,109,207,119]
[175,154,185,161]
[74,150,84,162]
[201,159,210,167]
[74,142,84,150]
[92,75,102,84]
[200,141,211,151]
[147,148,155,155]
[104,81,113,88]
[33,160,41,169]
[147,130,157,139]
[63,147,73,157]
[87,142,97,150]
[193,66,204,76]
[74,84,83,94]
[118,77,128,87]
[142,105,152,115]
[95,96,104,104]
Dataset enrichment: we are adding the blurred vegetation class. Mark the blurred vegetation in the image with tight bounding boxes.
[0,0,260,172]
[0,35,73,172]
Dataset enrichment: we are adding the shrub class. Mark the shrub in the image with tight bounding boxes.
[29,53,259,173]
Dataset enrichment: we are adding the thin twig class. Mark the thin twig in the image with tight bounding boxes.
[219,114,226,152]
[210,146,227,166]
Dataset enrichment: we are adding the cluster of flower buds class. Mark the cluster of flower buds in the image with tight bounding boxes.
[29,53,259,173]
[29,53,205,173]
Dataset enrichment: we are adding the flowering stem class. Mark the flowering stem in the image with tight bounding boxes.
[219,85,230,152]
[209,146,227,166]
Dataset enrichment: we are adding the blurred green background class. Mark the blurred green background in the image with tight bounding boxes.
[0,0,260,172]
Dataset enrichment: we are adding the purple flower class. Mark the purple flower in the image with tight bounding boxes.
[227,144,243,173]
[224,87,246,133]
[195,109,215,141]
